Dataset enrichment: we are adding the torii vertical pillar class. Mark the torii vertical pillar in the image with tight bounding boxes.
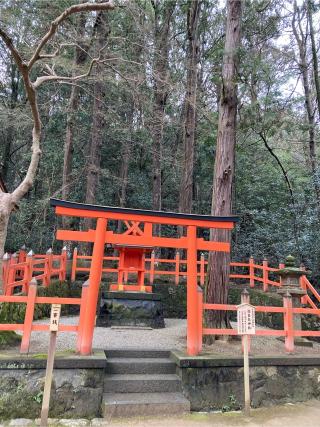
[187,225,199,355]
[79,217,107,355]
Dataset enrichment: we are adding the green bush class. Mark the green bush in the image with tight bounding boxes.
[0,331,21,348]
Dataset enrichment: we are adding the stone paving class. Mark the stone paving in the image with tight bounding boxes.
[3,400,320,426]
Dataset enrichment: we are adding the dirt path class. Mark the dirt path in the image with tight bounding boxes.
[105,400,320,427]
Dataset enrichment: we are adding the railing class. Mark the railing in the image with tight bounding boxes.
[2,248,67,296]
[4,248,320,310]
[71,250,282,287]
[0,278,88,354]
[196,288,320,355]
[70,250,320,307]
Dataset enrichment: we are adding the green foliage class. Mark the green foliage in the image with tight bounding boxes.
[0,331,21,349]
[221,394,241,412]
[1,0,320,288]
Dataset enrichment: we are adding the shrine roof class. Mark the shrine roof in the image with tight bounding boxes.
[50,198,239,224]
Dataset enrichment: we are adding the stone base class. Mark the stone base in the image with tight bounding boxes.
[277,336,313,347]
[97,291,165,329]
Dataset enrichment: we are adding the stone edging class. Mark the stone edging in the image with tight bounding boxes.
[170,350,320,368]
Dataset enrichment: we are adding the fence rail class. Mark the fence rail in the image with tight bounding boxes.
[0,278,87,354]
[198,290,320,354]
[3,249,319,310]
[2,248,67,296]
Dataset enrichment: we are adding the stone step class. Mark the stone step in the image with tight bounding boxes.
[105,349,171,359]
[104,374,181,393]
[106,357,176,374]
[102,392,190,418]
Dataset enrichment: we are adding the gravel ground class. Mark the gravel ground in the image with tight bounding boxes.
[24,317,187,353]
[13,316,320,356]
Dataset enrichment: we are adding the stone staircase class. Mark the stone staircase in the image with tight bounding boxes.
[102,349,190,417]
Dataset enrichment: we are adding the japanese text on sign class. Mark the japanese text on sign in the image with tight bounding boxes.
[49,304,61,332]
[237,303,256,335]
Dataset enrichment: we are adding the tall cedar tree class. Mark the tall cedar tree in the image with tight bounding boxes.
[179,0,201,215]
[151,0,176,229]
[205,0,242,335]
[82,11,110,254]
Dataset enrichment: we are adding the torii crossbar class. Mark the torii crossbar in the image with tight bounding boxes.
[50,198,239,356]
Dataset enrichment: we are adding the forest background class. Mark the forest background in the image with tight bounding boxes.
[1,0,320,282]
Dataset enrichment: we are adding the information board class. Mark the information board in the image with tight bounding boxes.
[237,303,255,335]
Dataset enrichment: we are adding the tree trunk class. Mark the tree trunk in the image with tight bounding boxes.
[292,1,320,209]
[0,2,115,291]
[307,0,320,123]
[62,14,87,233]
[82,11,110,253]
[0,193,14,293]
[205,0,242,337]
[179,0,201,216]
[151,0,176,234]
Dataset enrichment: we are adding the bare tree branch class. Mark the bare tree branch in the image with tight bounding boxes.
[33,56,100,88]
[28,1,114,68]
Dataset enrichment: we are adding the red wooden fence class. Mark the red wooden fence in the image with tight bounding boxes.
[196,288,320,355]
[0,278,87,354]
[3,249,320,310]
[2,248,320,355]
[2,248,67,296]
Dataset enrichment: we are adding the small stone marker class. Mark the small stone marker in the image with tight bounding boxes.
[237,302,255,416]
[40,304,61,427]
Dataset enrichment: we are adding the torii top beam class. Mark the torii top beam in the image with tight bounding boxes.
[50,199,239,228]
[50,199,239,252]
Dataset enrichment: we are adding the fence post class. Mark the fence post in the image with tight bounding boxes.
[175,251,180,285]
[200,253,205,286]
[150,250,155,285]
[60,246,67,281]
[2,253,10,295]
[263,258,268,292]
[249,256,254,288]
[20,278,37,354]
[197,286,203,353]
[283,291,294,353]
[24,250,34,294]
[45,248,53,287]
[299,263,307,305]
[241,288,251,353]
[19,244,27,263]
[17,245,27,279]
[7,252,18,295]
[71,247,78,282]
[77,280,89,353]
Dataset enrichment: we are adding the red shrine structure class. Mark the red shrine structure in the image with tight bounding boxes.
[50,199,239,356]
[109,244,153,292]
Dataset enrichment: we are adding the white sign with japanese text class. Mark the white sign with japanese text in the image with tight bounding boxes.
[237,303,256,335]
[49,304,61,332]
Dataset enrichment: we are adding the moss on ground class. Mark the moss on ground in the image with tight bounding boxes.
[0,331,21,349]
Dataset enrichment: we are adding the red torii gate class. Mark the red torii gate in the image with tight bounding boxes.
[51,199,238,356]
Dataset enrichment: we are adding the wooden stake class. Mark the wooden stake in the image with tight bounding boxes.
[243,334,250,416]
[40,303,61,426]
[40,331,57,426]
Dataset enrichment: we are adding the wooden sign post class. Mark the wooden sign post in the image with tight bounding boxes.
[237,302,255,416]
[40,304,61,427]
